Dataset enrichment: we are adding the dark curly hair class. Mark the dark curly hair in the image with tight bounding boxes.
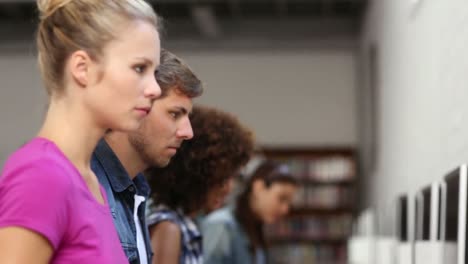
[145,105,255,214]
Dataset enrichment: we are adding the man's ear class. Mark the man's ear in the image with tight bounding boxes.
[69,50,91,87]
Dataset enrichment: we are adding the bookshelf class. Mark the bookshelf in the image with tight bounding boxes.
[263,147,356,264]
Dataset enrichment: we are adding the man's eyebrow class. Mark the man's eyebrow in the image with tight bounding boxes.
[173,106,189,115]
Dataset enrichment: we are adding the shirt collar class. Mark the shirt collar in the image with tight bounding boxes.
[93,139,151,197]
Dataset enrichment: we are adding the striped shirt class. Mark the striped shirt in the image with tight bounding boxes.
[147,202,203,264]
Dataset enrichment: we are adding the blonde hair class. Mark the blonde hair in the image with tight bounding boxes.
[36,0,161,95]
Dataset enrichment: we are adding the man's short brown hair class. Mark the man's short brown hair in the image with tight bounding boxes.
[156,49,203,98]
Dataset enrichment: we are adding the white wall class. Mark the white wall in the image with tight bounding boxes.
[176,50,358,147]
[0,50,47,166]
[0,44,357,165]
[361,0,468,232]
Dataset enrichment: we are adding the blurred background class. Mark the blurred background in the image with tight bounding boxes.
[2,0,468,263]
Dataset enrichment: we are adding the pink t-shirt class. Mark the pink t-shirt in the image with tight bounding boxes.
[0,138,127,264]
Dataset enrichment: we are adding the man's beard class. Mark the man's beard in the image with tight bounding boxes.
[128,133,170,168]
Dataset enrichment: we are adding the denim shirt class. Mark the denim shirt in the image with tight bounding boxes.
[91,139,153,264]
[201,207,266,264]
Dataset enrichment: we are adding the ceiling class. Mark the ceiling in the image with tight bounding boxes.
[0,0,367,50]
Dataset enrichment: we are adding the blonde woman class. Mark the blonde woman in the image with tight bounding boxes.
[0,0,161,263]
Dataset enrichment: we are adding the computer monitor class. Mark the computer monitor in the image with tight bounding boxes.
[396,193,415,264]
[414,182,444,264]
[442,164,468,264]
[348,209,376,264]
[415,183,440,241]
[397,195,409,242]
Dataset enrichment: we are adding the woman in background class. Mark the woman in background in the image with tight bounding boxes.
[0,0,161,263]
[202,160,298,264]
[146,105,255,264]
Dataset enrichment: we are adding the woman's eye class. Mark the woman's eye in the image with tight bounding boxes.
[169,112,177,119]
[134,65,147,74]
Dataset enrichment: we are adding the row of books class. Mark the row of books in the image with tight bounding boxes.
[269,243,347,264]
[292,185,354,209]
[278,156,355,182]
[265,149,356,264]
[266,215,353,240]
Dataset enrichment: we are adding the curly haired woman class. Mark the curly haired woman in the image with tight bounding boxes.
[145,105,255,264]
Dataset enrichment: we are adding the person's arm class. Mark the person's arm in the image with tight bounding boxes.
[150,221,181,264]
[0,227,53,264]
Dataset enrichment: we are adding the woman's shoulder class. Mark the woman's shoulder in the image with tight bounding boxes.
[3,138,76,175]
[202,207,236,226]
[147,204,182,226]
[0,139,79,250]
[1,138,76,190]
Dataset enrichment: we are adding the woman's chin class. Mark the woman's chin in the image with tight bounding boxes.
[112,120,141,133]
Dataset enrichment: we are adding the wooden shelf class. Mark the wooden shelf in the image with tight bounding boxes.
[296,178,355,186]
[268,237,348,244]
[261,146,355,157]
[289,207,354,216]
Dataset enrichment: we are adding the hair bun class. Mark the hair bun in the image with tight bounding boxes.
[37,0,71,20]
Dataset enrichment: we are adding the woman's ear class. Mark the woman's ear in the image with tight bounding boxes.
[252,179,266,194]
[69,50,91,87]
